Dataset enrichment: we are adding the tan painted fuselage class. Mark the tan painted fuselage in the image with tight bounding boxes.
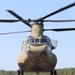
[17,24,57,72]
[17,51,57,72]
[17,39,57,72]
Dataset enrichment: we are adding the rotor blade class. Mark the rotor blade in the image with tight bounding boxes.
[44,28,75,32]
[7,10,31,27]
[37,2,75,21]
[0,20,20,22]
[43,20,75,22]
[0,30,31,35]
[0,19,75,23]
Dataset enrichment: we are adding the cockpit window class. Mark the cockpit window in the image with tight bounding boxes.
[40,39,47,43]
[27,36,48,44]
[27,39,34,44]
[27,37,47,44]
[35,39,39,43]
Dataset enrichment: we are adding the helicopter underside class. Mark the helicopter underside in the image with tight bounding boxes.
[17,51,57,72]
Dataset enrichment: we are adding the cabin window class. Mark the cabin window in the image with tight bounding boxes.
[35,39,39,43]
[27,39,34,44]
[40,39,47,43]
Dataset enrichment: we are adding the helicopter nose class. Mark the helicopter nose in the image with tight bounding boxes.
[26,44,50,56]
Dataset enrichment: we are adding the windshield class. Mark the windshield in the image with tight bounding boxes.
[26,35,50,44]
[27,39,34,44]
[41,39,47,43]
[27,38,47,44]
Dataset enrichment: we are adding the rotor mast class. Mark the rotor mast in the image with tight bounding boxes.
[31,23,44,38]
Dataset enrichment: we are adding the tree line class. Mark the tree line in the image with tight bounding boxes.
[0,67,75,75]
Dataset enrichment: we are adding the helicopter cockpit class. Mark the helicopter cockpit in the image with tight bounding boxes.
[26,35,58,49]
[24,35,51,54]
[23,35,58,52]
[27,36,49,45]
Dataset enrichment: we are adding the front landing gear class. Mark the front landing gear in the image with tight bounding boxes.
[17,69,24,75]
[50,69,57,75]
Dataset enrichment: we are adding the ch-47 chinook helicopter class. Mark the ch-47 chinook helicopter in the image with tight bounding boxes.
[0,2,75,75]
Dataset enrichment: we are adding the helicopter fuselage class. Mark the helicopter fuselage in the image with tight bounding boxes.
[17,35,57,72]
[0,3,74,75]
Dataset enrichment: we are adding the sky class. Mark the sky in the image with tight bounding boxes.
[0,0,75,71]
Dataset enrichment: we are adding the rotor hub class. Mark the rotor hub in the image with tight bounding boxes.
[31,23,43,38]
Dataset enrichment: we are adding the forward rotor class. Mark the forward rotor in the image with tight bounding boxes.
[0,19,75,23]
[0,2,75,35]
[0,2,74,24]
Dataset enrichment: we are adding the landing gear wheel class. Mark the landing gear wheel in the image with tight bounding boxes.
[17,69,24,75]
[50,70,53,75]
[50,69,57,75]
[18,70,20,75]
[21,70,24,75]
[54,70,57,75]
